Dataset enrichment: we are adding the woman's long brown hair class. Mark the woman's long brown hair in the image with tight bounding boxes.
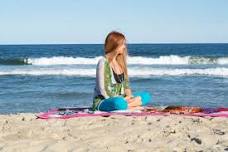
[104,31,129,81]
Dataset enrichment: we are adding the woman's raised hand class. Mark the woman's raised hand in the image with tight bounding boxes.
[124,88,132,97]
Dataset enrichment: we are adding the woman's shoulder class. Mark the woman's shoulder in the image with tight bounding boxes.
[97,56,107,65]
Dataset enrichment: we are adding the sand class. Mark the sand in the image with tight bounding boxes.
[0,113,228,152]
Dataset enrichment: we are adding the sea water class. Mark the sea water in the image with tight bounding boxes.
[0,44,227,114]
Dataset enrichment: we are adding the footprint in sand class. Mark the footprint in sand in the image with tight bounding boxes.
[213,129,225,135]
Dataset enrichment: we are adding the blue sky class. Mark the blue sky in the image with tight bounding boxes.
[0,0,228,44]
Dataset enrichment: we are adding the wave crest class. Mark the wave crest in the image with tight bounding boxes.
[1,55,228,65]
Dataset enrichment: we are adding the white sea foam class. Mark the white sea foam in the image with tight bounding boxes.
[0,67,227,77]
[217,57,228,64]
[27,56,102,65]
[26,55,228,65]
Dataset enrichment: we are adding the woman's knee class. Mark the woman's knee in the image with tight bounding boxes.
[111,97,128,110]
[133,91,152,106]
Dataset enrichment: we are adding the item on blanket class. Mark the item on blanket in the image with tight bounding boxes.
[162,106,203,114]
[141,106,158,112]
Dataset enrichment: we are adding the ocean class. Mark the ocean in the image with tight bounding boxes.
[0,44,227,114]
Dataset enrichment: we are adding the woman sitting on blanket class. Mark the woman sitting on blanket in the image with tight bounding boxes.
[92,31,152,111]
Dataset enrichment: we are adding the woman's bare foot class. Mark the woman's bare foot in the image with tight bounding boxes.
[127,96,142,107]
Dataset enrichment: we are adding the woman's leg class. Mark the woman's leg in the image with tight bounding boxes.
[98,96,128,112]
[133,91,152,106]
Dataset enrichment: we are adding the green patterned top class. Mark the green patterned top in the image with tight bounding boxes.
[92,57,130,110]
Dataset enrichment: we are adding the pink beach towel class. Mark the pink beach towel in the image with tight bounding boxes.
[36,106,228,119]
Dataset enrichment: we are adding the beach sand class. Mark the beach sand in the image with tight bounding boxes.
[0,113,228,152]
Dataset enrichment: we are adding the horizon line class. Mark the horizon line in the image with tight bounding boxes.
[0,42,228,46]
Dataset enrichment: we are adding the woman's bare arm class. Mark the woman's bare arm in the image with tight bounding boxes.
[96,59,109,98]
